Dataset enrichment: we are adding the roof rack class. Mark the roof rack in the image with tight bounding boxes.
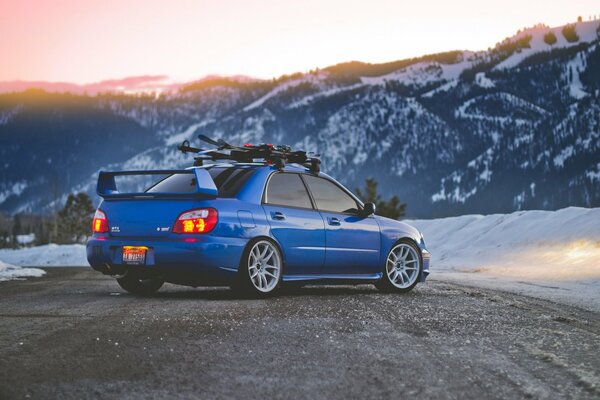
[178,134,321,173]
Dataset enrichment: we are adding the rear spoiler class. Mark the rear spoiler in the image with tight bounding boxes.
[97,168,218,199]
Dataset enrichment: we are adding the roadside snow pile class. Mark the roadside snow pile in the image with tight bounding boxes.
[0,244,87,267]
[407,207,600,310]
[0,260,45,282]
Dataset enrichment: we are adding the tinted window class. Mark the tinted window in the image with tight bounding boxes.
[265,173,313,209]
[303,175,359,214]
[147,167,255,197]
[209,167,255,197]
[147,173,197,193]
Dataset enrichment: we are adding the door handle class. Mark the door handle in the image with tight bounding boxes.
[328,217,341,226]
[271,211,286,220]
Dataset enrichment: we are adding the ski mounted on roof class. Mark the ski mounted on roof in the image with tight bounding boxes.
[177,134,322,173]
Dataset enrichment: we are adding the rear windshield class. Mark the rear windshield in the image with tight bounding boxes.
[146,167,256,197]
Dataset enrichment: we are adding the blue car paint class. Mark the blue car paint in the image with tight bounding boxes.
[87,164,430,286]
[261,203,326,275]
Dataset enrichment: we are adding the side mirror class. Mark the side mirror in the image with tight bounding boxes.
[362,202,376,216]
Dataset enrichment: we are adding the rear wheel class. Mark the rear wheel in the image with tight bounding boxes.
[116,273,164,295]
[235,238,283,297]
[375,239,421,293]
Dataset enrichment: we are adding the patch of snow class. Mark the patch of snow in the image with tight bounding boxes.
[0,244,87,266]
[475,72,495,88]
[566,52,588,99]
[0,105,22,125]
[362,57,471,89]
[16,233,35,245]
[455,92,548,124]
[553,145,574,168]
[244,76,318,111]
[406,206,600,312]
[0,181,27,205]
[432,147,494,203]
[288,83,364,109]
[0,260,45,282]
[586,163,600,182]
[421,79,458,98]
[165,120,213,146]
[513,190,527,209]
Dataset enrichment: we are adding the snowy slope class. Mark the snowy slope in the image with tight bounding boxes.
[0,244,87,267]
[407,207,600,311]
[495,20,600,70]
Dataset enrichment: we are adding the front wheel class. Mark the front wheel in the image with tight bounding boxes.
[235,238,283,297]
[375,239,421,293]
[116,273,164,295]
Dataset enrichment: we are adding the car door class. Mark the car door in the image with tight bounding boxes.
[262,172,326,275]
[302,174,380,275]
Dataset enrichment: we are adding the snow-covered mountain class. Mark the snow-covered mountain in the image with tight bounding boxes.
[1,20,599,217]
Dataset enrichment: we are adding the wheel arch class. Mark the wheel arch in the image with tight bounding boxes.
[239,235,285,271]
[378,229,426,281]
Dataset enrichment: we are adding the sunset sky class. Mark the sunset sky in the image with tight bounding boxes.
[1,0,598,84]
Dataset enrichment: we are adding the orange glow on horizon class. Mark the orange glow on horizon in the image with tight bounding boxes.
[1,0,599,84]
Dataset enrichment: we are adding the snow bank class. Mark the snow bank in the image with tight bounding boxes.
[407,207,600,311]
[0,260,45,282]
[0,244,87,267]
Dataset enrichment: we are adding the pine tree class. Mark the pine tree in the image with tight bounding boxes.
[355,178,407,220]
[543,31,557,45]
[57,192,95,243]
[562,24,579,43]
[11,215,22,249]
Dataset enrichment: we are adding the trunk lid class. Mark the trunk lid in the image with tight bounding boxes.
[101,199,208,238]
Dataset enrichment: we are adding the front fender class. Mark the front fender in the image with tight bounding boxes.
[375,216,430,282]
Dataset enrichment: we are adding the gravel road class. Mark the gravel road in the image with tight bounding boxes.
[1,268,599,399]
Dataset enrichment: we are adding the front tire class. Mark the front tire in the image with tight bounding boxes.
[116,273,164,295]
[235,238,283,297]
[375,239,421,293]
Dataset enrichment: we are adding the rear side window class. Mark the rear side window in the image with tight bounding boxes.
[146,167,255,197]
[265,173,313,209]
[209,167,255,198]
[303,175,360,214]
[147,174,197,193]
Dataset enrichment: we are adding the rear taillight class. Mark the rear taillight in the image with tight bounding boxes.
[92,209,109,233]
[173,208,218,234]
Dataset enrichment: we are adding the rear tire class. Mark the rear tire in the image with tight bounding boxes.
[375,239,421,293]
[235,238,283,298]
[116,273,164,295]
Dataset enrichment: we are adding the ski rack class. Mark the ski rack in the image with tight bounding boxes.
[178,134,321,173]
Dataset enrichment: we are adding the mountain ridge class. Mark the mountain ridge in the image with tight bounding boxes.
[1,19,599,217]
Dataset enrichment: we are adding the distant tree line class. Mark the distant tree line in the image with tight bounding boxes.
[0,192,95,248]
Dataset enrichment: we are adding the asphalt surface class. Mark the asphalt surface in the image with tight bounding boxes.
[1,268,599,400]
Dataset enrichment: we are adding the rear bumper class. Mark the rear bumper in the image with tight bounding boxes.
[86,235,247,285]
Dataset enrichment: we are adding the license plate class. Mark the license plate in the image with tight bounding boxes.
[122,246,147,265]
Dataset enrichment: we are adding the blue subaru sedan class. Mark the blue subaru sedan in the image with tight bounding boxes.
[87,163,430,297]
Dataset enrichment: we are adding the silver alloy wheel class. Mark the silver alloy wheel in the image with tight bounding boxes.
[248,240,281,293]
[386,243,420,289]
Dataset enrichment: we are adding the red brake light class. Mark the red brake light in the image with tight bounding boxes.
[92,209,109,233]
[173,208,218,234]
